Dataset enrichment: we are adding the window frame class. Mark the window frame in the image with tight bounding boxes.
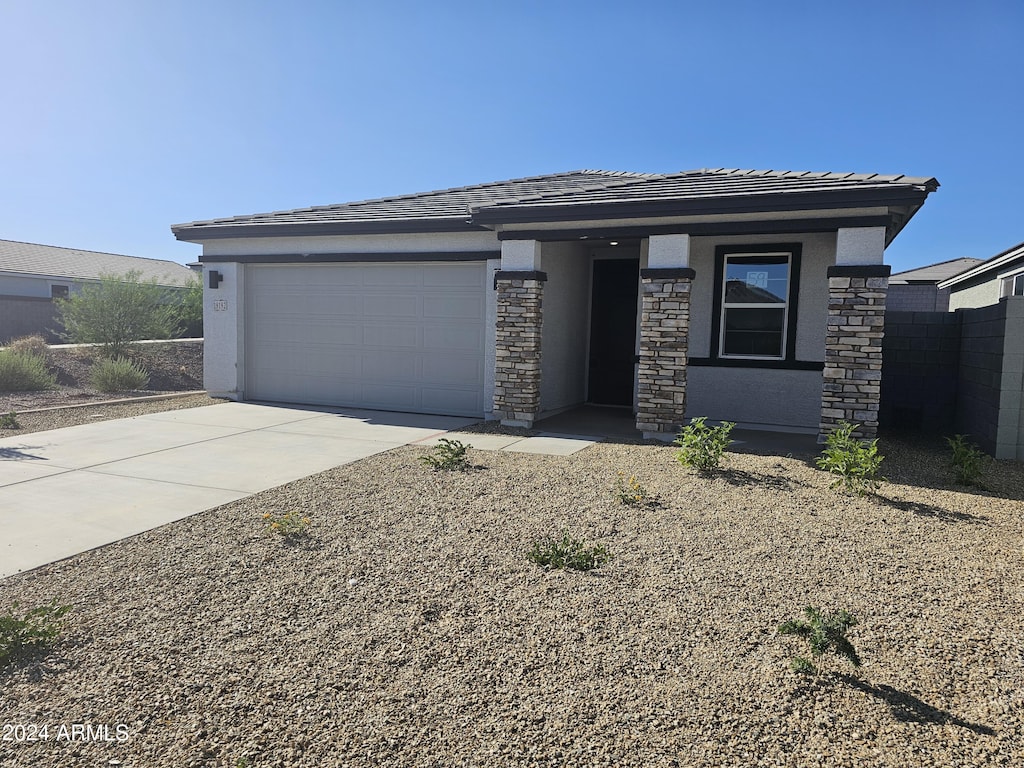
[1000,270,1024,298]
[710,243,802,365]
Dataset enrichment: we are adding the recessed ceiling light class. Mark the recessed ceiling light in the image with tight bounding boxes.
[609,241,619,246]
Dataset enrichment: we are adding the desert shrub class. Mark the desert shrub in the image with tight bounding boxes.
[946,434,986,487]
[175,277,204,337]
[0,350,57,392]
[89,356,150,392]
[419,438,470,471]
[527,532,611,571]
[778,606,861,675]
[674,417,734,472]
[816,421,884,495]
[5,334,49,359]
[0,602,71,668]
[0,412,19,429]
[56,270,182,356]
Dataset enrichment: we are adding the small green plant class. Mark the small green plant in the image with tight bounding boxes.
[816,421,884,495]
[234,758,253,768]
[614,472,651,506]
[674,417,734,472]
[0,350,57,392]
[946,434,986,487]
[89,356,150,393]
[527,532,611,571]
[0,601,72,668]
[419,438,470,471]
[0,412,19,429]
[778,606,861,675]
[262,510,310,537]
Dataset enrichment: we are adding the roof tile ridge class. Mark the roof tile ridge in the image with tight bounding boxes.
[497,170,669,204]
[184,171,618,226]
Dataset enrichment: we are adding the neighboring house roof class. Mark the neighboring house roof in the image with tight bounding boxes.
[0,239,195,286]
[172,168,938,243]
[889,257,984,285]
[937,241,1024,290]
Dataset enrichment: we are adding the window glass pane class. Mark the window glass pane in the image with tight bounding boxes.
[723,307,785,357]
[1014,274,1024,296]
[50,285,69,299]
[724,257,789,303]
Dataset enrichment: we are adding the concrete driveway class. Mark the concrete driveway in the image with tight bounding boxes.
[0,402,478,578]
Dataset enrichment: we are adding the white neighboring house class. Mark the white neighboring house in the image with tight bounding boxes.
[0,239,196,343]
[937,241,1024,310]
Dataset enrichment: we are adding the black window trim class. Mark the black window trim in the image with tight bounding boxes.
[709,242,803,366]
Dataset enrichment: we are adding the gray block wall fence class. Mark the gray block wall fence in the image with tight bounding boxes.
[0,296,65,344]
[880,297,1024,458]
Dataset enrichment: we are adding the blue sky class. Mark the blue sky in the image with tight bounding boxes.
[0,0,1020,273]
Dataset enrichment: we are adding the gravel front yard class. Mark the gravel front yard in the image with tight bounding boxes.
[1,428,1022,767]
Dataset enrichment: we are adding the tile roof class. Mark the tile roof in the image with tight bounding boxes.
[173,168,938,239]
[889,257,985,284]
[0,239,195,286]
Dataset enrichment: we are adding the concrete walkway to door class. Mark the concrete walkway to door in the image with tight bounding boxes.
[0,402,482,579]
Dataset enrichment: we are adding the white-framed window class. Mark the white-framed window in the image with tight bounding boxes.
[719,252,792,359]
[50,284,70,299]
[1000,272,1024,298]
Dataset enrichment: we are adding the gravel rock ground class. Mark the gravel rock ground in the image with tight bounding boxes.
[0,339,203,412]
[0,433,1021,767]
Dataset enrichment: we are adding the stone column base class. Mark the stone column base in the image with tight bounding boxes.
[493,271,546,428]
[636,268,694,436]
[819,266,889,440]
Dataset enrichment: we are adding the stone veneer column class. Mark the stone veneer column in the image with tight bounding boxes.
[819,265,891,440]
[493,270,546,428]
[636,267,695,438]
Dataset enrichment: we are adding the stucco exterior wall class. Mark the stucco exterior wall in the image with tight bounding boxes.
[686,232,834,360]
[948,280,1001,311]
[539,242,589,413]
[202,231,500,257]
[203,262,245,398]
[686,367,822,431]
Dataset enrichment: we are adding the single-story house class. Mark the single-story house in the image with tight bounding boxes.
[172,168,938,439]
[937,241,1024,310]
[0,239,196,342]
[887,257,982,312]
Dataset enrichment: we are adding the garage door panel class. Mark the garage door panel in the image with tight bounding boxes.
[361,351,418,379]
[362,295,422,318]
[422,355,480,385]
[245,263,485,416]
[422,264,485,288]
[362,324,420,348]
[423,295,483,319]
[423,324,481,351]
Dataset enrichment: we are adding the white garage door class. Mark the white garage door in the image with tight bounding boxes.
[245,262,486,416]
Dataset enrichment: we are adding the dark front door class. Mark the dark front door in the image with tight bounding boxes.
[588,258,639,406]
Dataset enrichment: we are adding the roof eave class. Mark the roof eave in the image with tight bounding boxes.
[470,187,933,226]
[937,242,1024,289]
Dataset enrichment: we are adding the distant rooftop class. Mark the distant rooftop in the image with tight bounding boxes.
[173,168,938,241]
[0,239,194,286]
[889,257,984,284]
